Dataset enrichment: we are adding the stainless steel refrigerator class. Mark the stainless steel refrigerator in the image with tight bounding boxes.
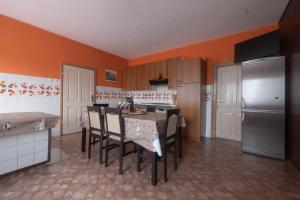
[241,56,285,160]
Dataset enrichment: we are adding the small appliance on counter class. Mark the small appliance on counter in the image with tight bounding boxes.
[126,96,134,112]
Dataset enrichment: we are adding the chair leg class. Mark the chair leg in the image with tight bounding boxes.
[141,148,144,163]
[134,143,137,153]
[123,142,126,156]
[174,137,178,171]
[105,137,109,167]
[88,131,92,159]
[99,134,103,164]
[119,142,123,175]
[163,143,168,183]
[137,145,141,172]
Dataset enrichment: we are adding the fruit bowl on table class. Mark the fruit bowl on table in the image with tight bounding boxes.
[129,109,146,115]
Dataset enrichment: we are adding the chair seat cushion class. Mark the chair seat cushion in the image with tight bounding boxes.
[91,130,106,136]
[167,137,175,144]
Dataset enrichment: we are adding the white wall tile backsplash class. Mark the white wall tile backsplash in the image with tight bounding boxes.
[95,86,123,107]
[0,73,212,138]
[95,86,177,106]
[0,73,61,136]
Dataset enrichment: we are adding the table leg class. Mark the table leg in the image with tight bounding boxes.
[81,127,86,152]
[178,127,183,158]
[48,128,52,162]
[151,152,157,186]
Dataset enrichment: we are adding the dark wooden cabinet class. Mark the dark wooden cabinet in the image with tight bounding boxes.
[176,58,206,141]
[137,64,149,90]
[124,61,168,90]
[123,57,207,142]
[180,58,203,83]
[152,60,168,79]
[123,68,130,91]
[167,58,181,89]
[177,83,201,141]
[124,66,137,90]
[124,58,207,90]
[145,63,154,81]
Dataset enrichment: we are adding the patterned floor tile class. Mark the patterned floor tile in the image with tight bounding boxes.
[0,133,300,200]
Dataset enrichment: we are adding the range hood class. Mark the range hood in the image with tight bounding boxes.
[149,78,168,85]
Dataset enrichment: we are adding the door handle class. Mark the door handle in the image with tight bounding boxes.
[90,94,94,103]
[217,99,223,106]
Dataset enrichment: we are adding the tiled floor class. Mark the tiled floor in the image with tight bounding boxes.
[1,133,300,200]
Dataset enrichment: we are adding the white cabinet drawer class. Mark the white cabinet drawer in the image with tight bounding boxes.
[34,140,48,153]
[18,132,34,145]
[18,143,34,157]
[0,159,18,175]
[18,154,34,169]
[35,130,48,141]
[0,135,17,149]
[34,151,48,164]
[0,146,17,162]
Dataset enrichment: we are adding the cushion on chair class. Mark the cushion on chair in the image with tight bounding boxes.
[166,114,178,137]
[89,111,101,129]
[91,130,101,135]
[106,113,121,134]
[167,137,175,144]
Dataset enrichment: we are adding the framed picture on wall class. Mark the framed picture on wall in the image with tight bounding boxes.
[105,69,117,82]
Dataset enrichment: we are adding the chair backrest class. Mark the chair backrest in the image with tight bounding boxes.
[155,109,167,113]
[165,109,180,138]
[104,107,124,138]
[87,106,103,132]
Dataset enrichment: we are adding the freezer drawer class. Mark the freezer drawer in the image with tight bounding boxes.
[241,110,285,159]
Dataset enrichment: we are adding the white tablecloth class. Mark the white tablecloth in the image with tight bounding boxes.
[81,111,185,156]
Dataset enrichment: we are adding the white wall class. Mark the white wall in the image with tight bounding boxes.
[0,73,61,136]
[202,85,212,138]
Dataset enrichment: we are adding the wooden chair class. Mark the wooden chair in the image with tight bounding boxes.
[136,109,180,182]
[162,108,180,182]
[87,106,106,164]
[104,107,135,174]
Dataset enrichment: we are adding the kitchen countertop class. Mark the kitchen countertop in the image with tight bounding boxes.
[0,112,59,137]
[135,103,177,107]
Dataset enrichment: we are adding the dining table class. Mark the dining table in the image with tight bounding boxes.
[80,110,185,185]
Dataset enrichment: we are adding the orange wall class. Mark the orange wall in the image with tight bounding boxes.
[0,14,128,88]
[129,24,279,84]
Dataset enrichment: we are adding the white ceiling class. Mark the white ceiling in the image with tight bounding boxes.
[0,0,289,59]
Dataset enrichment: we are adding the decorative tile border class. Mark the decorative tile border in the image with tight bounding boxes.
[95,86,177,105]
[0,74,60,96]
[126,90,176,104]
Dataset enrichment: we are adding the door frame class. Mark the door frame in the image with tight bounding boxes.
[60,63,96,136]
[211,63,241,139]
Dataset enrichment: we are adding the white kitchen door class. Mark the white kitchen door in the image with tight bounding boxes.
[216,65,241,141]
[62,65,95,135]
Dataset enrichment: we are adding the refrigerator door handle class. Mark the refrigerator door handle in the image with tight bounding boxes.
[241,112,245,122]
[241,97,245,109]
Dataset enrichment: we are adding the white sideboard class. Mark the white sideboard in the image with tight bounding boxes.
[0,130,49,175]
